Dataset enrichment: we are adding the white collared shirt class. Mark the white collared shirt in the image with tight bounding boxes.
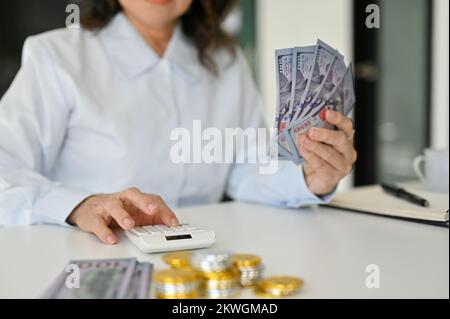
[0,13,328,227]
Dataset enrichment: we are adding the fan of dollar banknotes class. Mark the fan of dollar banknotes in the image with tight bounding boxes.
[274,40,356,164]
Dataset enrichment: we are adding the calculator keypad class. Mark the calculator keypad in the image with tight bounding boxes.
[131,224,198,237]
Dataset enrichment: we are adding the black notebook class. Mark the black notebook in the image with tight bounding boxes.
[324,185,449,227]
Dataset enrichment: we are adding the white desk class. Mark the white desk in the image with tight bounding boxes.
[0,202,448,299]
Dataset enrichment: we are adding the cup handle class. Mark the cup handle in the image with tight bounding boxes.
[413,155,426,184]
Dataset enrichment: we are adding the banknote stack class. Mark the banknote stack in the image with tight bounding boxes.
[160,250,302,299]
[41,258,152,299]
[274,40,356,164]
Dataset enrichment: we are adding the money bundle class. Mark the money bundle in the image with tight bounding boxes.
[274,40,356,164]
[161,250,302,299]
[41,258,152,299]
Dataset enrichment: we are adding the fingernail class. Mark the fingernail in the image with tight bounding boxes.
[327,109,338,120]
[107,235,116,244]
[124,218,133,227]
[170,217,178,227]
[299,135,307,145]
[147,203,157,214]
[303,137,311,146]
[310,128,320,139]
[319,109,327,121]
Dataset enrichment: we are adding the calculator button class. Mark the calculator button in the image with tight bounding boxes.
[132,227,148,236]
[128,229,140,237]
[142,226,159,234]
[152,225,168,232]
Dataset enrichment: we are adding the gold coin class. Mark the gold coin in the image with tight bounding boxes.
[205,288,241,299]
[157,291,199,299]
[205,277,239,290]
[177,266,203,279]
[232,254,262,268]
[154,269,198,285]
[162,251,192,269]
[202,268,239,281]
[257,276,304,297]
[254,287,286,299]
[239,279,260,287]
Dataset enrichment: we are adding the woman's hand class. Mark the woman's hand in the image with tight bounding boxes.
[67,187,179,245]
[298,109,357,196]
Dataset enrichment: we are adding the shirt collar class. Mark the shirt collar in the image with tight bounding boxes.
[99,12,200,81]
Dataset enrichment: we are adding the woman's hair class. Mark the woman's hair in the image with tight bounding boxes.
[79,0,238,73]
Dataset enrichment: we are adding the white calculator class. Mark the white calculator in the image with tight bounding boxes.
[124,224,216,254]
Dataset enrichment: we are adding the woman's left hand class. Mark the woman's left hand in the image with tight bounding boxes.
[298,109,357,196]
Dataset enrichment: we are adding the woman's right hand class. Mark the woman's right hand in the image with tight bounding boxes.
[67,187,179,245]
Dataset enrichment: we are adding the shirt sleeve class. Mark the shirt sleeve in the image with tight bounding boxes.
[0,37,90,227]
[226,50,335,208]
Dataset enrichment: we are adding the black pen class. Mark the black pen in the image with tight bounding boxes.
[381,183,430,207]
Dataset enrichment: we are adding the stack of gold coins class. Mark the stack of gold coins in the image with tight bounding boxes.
[154,269,200,299]
[162,251,192,269]
[202,268,240,298]
[191,250,240,298]
[231,254,264,287]
[254,276,304,298]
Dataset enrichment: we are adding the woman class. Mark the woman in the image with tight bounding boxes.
[0,0,356,244]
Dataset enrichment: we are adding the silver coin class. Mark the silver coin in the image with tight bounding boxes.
[191,250,232,272]
[155,282,199,294]
[205,287,239,299]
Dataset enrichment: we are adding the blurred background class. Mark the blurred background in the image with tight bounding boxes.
[0,0,448,188]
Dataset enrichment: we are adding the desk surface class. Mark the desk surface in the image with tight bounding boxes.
[0,202,448,299]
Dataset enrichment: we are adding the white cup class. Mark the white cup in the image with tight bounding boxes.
[413,149,449,193]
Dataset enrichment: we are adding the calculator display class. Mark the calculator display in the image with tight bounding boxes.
[165,234,192,241]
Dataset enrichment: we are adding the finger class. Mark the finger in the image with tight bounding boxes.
[91,218,117,245]
[298,134,324,171]
[325,109,354,137]
[308,127,348,147]
[299,145,325,171]
[308,127,355,159]
[301,136,351,174]
[149,197,179,227]
[300,146,342,185]
[120,188,158,215]
[106,200,135,230]
[122,188,179,227]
